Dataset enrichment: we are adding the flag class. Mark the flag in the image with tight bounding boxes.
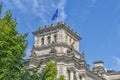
[51,9,58,21]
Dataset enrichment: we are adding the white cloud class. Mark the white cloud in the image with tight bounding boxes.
[2,0,67,24]
[13,0,26,11]
[113,56,120,70]
[2,0,27,12]
[32,0,47,23]
[57,0,67,21]
[31,0,67,24]
[78,0,97,25]
[34,0,67,23]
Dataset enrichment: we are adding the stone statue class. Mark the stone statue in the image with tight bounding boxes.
[81,51,85,59]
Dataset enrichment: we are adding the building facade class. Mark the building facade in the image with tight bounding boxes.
[29,22,120,80]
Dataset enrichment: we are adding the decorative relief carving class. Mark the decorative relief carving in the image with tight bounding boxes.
[49,48,56,54]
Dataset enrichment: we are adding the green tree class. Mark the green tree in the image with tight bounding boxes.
[0,3,28,80]
[44,62,65,80]
[24,61,65,80]
[0,3,65,80]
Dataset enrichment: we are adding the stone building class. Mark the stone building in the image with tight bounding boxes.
[29,22,120,80]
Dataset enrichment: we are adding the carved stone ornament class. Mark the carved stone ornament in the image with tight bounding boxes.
[49,48,56,54]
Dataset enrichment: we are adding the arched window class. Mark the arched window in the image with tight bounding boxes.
[41,38,44,45]
[54,34,57,42]
[47,36,51,44]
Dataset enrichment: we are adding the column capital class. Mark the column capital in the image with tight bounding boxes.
[67,67,75,72]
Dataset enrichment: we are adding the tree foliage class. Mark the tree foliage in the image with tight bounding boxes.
[0,3,28,80]
[0,3,65,80]
[24,61,65,80]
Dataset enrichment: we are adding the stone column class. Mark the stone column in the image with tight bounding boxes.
[81,74,86,80]
[63,66,68,80]
[57,64,62,78]
[82,77,85,80]
[34,36,37,47]
[57,64,68,79]
[70,70,74,80]
[76,72,80,80]
[51,34,54,43]
[58,29,65,43]
[76,41,79,51]
[44,35,47,45]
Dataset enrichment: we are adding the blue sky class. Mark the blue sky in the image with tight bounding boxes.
[1,0,120,71]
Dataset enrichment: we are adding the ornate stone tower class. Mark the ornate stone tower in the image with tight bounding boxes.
[31,22,80,58]
[93,61,105,76]
[29,22,106,80]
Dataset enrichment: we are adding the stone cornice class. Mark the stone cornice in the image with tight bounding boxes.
[37,30,59,37]
[30,53,82,67]
[106,71,120,75]
[94,61,104,64]
[33,42,80,55]
[93,66,105,71]
[32,22,81,40]
[87,71,107,80]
